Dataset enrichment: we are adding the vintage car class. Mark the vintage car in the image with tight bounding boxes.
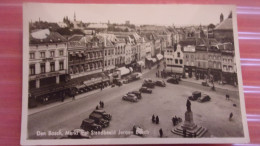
[67,129,91,139]
[139,87,152,94]
[198,94,211,102]
[155,80,166,87]
[127,91,142,99]
[89,113,110,128]
[201,81,210,87]
[92,110,112,121]
[189,91,202,101]
[133,125,144,136]
[167,77,179,84]
[80,118,102,132]
[122,94,138,102]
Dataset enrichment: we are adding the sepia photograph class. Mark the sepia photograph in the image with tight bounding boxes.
[21,3,249,145]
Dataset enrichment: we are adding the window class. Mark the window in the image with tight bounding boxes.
[105,50,107,56]
[59,50,64,56]
[29,64,35,75]
[180,59,183,64]
[177,52,180,57]
[229,66,233,71]
[50,62,55,72]
[105,61,107,66]
[50,51,55,57]
[40,52,45,58]
[191,55,194,59]
[198,62,201,67]
[175,59,178,64]
[30,53,35,59]
[40,63,45,73]
[59,61,64,70]
[84,64,89,70]
[90,63,93,70]
[186,55,188,58]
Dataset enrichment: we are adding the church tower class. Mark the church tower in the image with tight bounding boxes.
[220,13,224,23]
[74,12,76,21]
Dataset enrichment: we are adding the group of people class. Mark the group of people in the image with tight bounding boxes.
[172,116,181,126]
[155,70,167,79]
[152,114,160,124]
[96,101,105,110]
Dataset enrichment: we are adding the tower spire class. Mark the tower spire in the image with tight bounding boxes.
[74,12,76,21]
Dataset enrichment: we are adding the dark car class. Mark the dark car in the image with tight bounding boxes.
[201,81,210,87]
[167,77,179,84]
[142,82,155,88]
[189,91,202,101]
[198,94,211,102]
[89,113,110,128]
[113,79,123,86]
[80,118,102,132]
[139,87,152,94]
[122,94,138,102]
[92,110,112,121]
[128,91,142,99]
[155,80,166,87]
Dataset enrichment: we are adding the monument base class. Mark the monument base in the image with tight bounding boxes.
[171,110,207,137]
[171,125,207,137]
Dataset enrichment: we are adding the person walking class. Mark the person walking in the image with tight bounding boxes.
[96,105,99,110]
[159,128,163,138]
[229,112,233,121]
[101,101,104,108]
[152,115,155,123]
[99,101,102,107]
[156,116,159,124]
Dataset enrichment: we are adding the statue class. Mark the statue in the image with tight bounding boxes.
[186,99,191,112]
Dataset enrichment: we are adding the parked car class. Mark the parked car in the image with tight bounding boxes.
[139,87,152,94]
[144,78,155,84]
[155,80,166,87]
[198,94,211,102]
[92,110,112,121]
[67,129,91,139]
[167,77,179,84]
[80,118,102,132]
[189,91,202,101]
[202,81,210,87]
[133,125,144,136]
[89,113,110,128]
[128,91,142,99]
[122,94,138,102]
[113,79,123,86]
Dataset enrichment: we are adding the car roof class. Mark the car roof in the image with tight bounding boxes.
[193,91,201,94]
[83,118,95,123]
[90,113,103,118]
[94,109,105,113]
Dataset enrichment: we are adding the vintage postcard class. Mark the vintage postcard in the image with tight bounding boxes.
[21,3,250,145]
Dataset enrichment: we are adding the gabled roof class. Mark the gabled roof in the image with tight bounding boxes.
[215,18,233,30]
[30,29,67,44]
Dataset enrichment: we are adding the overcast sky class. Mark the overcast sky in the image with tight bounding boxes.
[24,3,234,26]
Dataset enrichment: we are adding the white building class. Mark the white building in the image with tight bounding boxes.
[29,29,68,89]
[164,44,184,74]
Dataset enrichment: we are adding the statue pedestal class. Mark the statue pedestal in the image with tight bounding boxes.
[172,110,207,137]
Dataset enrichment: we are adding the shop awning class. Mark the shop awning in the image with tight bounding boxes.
[151,58,157,63]
[117,67,130,76]
[137,61,145,66]
[156,54,163,60]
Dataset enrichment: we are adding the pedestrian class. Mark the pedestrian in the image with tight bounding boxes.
[158,71,160,78]
[159,128,163,138]
[61,92,64,102]
[99,101,102,107]
[152,115,155,123]
[183,129,187,137]
[172,117,176,126]
[102,101,104,108]
[96,105,99,110]
[156,116,159,124]
[156,72,158,77]
[226,94,230,100]
[229,112,233,121]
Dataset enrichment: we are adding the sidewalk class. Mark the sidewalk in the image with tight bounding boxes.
[28,65,157,115]
[28,86,111,115]
[181,77,238,92]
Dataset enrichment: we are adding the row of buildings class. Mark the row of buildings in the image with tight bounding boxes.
[28,28,167,91]
[164,17,237,85]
